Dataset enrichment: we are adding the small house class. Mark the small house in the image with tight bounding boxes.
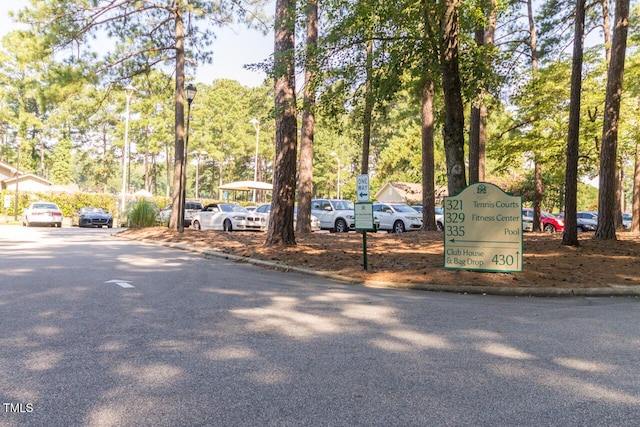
[374,181,448,205]
[0,161,54,192]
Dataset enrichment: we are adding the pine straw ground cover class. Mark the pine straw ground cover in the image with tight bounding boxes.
[118,227,640,290]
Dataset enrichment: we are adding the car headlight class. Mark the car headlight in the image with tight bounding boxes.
[232,215,245,220]
[346,214,354,220]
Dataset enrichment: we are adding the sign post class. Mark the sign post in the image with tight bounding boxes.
[354,174,373,270]
[443,182,523,273]
[354,202,375,270]
[4,195,10,223]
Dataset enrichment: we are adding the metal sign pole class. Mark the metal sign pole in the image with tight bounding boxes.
[362,230,368,270]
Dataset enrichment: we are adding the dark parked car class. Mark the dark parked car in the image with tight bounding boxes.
[71,207,114,228]
[158,201,203,227]
[576,211,598,232]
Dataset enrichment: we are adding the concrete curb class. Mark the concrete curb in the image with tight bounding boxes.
[119,235,640,298]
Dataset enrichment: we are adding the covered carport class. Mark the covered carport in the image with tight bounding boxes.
[219,180,273,203]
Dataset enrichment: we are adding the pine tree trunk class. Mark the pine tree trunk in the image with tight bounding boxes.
[477,2,495,183]
[469,102,480,184]
[595,0,630,240]
[562,0,586,246]
[615,165,623,228]
[361,39,373,175]
[441,0,466,195]
[601,0,611,63]
[266,0,297,246]
[296,0,318,235]
[469,26,481,184]
[169,8,186,231]
[165,143,171,199]
[421,79,437,230]
[525,0,544,231]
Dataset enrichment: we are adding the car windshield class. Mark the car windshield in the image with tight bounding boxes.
[220,204,248,213]
[34,203,58,210]
[332,200,354,210]
[81,207,105,213]
[392,205,418,213]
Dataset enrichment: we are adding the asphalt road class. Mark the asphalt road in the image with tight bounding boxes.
[1,225,639,427]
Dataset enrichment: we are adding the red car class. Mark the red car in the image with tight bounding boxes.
[522,208,564,233]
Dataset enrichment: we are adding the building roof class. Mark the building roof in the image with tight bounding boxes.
[0,160,54,190]
[374,181,448,204]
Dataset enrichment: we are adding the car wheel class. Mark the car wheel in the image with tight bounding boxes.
[56,223,62,228]
[543,223,556,233]
[193,220,201,231]
[223,219,233,232]
[335,218,348,233]
[393,220,406,233]
[437,221,444,231]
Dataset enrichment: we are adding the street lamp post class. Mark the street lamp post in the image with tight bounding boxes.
[13,136,21,221]
[194,150,207,199]
[249,118,260,203]
[178,83,197,233]
[120,85,136,226]
[330,151,341,199]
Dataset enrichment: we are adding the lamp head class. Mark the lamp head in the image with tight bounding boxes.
[124,85,136,99]
[185,83,197,103]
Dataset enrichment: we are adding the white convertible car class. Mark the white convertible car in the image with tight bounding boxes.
[254,203,321,231]
[191,203,267,232]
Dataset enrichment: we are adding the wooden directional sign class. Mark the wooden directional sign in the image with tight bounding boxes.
[443,182,523,273]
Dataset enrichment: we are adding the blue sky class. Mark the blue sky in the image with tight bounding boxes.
[1,1,273,88]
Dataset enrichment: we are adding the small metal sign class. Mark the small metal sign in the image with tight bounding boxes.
[356,175,370,202]
[354,202,375,231]
[3,195,10,209]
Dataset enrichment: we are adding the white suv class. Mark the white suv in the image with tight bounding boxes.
[311,199,355,232]
[373,203,423,233]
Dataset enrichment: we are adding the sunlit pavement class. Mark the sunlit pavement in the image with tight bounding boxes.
[1,225,639,426]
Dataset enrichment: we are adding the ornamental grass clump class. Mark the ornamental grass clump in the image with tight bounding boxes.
[127,200,158,228]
